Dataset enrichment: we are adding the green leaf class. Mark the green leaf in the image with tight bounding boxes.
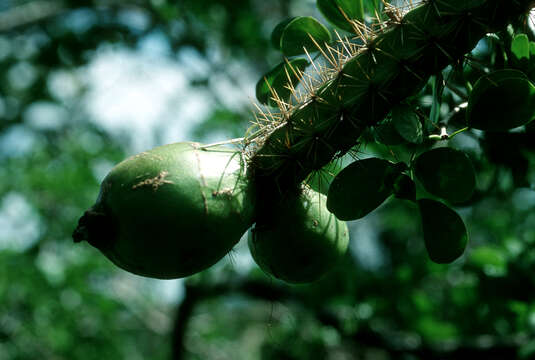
[392,105,423,144]
[393,174,416,201]
[306,161,343,195]
[255,59,310,105]
[414,147,475,204]
[430,73,444,124]
[418,199,468,264]
[467,69,535,131]
[511,33,530,61]
[530,41,535,57]
[271,18,296,50]
[363,0,382,16]
[317,0,364,33]
[327,158,398,220]
[373,120,406,145]
[280,17,332,57]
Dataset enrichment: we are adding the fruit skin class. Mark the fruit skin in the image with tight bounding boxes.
[248,187,349,284]
[73,142,255,279]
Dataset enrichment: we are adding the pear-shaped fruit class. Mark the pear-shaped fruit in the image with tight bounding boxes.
[248,187,349,284]
[73,142,255,279]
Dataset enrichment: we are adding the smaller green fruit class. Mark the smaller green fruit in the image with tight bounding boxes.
[248,187,349,284]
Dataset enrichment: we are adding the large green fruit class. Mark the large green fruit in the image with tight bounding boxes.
[73,142,255,279]
[248,187,349,284]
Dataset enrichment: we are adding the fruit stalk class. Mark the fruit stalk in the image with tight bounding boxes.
[249,0,533,207]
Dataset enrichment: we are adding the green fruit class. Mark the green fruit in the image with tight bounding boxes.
[73,142,255,279]
[248,187,349,284]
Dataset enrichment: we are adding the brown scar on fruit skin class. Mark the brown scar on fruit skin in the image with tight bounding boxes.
[132,171,173,191]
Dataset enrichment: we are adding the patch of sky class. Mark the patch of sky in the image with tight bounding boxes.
[24,101,68,130]
[530,9,535,33]
[347,215,386,271]
[117,8,151,33]
[59,8,97,34]
[84,45,194,152]
[513,188,535,211]
[0,124,37,158]
[0,35,11,61]
[0,192,42,252]
[138,30,171,57]
[91,158,116,182]
[177,46,211,77]
[47,69,82,101]
[35,243,66,285]
[7,61,37,90]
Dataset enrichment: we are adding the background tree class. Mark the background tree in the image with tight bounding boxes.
[1,0,535,359]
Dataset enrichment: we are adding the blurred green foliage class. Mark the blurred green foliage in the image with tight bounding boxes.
[0,0,535,359]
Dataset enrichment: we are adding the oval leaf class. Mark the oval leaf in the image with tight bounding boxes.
[392,105,423,144]
[280,16,331,57]
[306,161,343,195]
[511,33,530,61]
[317,0,364,33]
[467,69,535,131]
[255,59,310,105]
[327,158,398,220]
[271,17,296,50]
[373,120,406,145]
[414,147,475,204]
[418,199,468,264]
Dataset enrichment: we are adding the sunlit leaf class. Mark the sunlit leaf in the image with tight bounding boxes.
[316,0,364,33]
[511,33,530,61]
[280,17,331,57]
[271,18,296,50]
[255,59,310,105]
